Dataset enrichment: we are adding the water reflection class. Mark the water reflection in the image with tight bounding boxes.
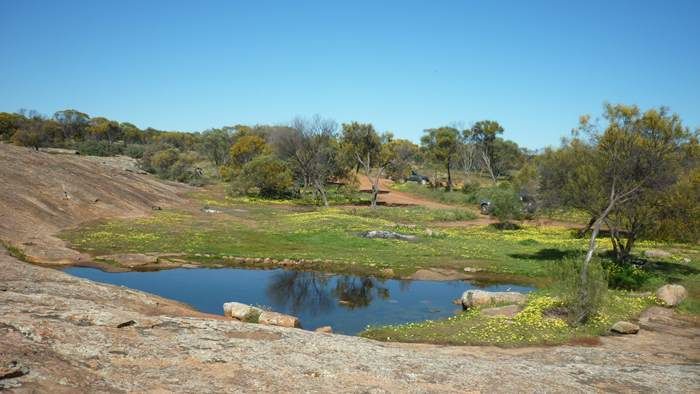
[266,271,391,315]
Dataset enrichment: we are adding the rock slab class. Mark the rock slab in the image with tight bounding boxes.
[461,290,527,309]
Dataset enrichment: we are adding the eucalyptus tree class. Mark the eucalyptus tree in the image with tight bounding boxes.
[540,104,693,323]
[420,127,462,190]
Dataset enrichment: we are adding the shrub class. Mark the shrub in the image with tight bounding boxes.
[550,257,608,325]
[75,140,123,156]
[460,180,480,195]
[140,144,204,185]
[602,261,653,290]
[486,187,523,224]
[124,144,145,159]
[233,155,293,198]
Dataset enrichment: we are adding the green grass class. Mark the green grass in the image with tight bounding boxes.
[361,291,660,346]
[58,189,700,331]
[345,206,476,223]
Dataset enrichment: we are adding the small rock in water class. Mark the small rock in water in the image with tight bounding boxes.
[611,321,640,334]
[315,326,333,334]
[655,284,687,307]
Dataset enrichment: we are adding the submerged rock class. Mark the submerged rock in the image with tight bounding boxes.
[611,321,640,334]
[656,284,687,307]
[361,230,417,241]
[461,290,527,309]
[258,311,300,328]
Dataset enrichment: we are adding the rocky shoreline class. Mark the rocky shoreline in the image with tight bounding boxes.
[2,246,699,392]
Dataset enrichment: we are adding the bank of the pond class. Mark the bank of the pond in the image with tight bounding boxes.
[63,266,534,335]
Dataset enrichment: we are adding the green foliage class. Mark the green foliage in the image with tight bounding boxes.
[199,128,233,167]
[460,180,480,195]
[228,135,269,168]
[550,257,608,324]
[384,139,421,181]
[602,260,653,290]
[483,187,523,224]
[140,144,203,184]
[420,127,461,189]
[123,144,145,159]
[76,140,124,156]
[232,155,294,198]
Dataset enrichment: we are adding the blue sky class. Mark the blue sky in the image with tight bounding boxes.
[1,0,698,149]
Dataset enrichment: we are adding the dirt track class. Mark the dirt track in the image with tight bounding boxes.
[355,176,452,208]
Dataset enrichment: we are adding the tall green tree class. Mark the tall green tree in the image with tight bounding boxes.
[539,104,693,323]
[420,127,461,190]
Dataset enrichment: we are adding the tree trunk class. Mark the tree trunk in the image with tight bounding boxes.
[446,162,453,191]
[577,193,617,325]
[578,216,596,238]
[370,185,378,208]
[314,181,329,207]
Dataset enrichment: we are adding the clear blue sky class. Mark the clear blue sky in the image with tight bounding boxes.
[1,0,698,149]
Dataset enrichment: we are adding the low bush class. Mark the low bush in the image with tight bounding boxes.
[75,140,123,156]
[549,257,608,324]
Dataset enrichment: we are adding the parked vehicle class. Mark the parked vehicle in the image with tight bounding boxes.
[406,171,430,184]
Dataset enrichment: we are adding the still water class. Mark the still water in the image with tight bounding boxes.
[64,267,533,335]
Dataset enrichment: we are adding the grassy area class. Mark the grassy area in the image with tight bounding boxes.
[59,188,700,348]
[361,291,660,346]
[60,192,699,285]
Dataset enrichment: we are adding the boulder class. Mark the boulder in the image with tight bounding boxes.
[655,284,687,307]
[361,230,417,241]
[223,302,263,321]
[644,249,672,259]
[258,311,300,328]
[461,290,527,309]
[611,321,640,334]
[315,326,333,334]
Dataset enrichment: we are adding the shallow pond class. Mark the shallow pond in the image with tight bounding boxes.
[64,267,534,335]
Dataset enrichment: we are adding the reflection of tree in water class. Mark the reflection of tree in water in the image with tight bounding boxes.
[333,276,389,309]
[266,271,334,316]
[266,270,391,315]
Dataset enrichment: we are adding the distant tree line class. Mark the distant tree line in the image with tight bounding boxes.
[1,105,697,251]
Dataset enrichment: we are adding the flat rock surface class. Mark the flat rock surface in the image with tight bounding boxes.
[1,248,699,392]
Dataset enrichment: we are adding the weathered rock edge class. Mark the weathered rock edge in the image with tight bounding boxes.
[1,247,699,393]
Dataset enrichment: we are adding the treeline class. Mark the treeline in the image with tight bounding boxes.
[0,109,530,199]
[1,105,698,250]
